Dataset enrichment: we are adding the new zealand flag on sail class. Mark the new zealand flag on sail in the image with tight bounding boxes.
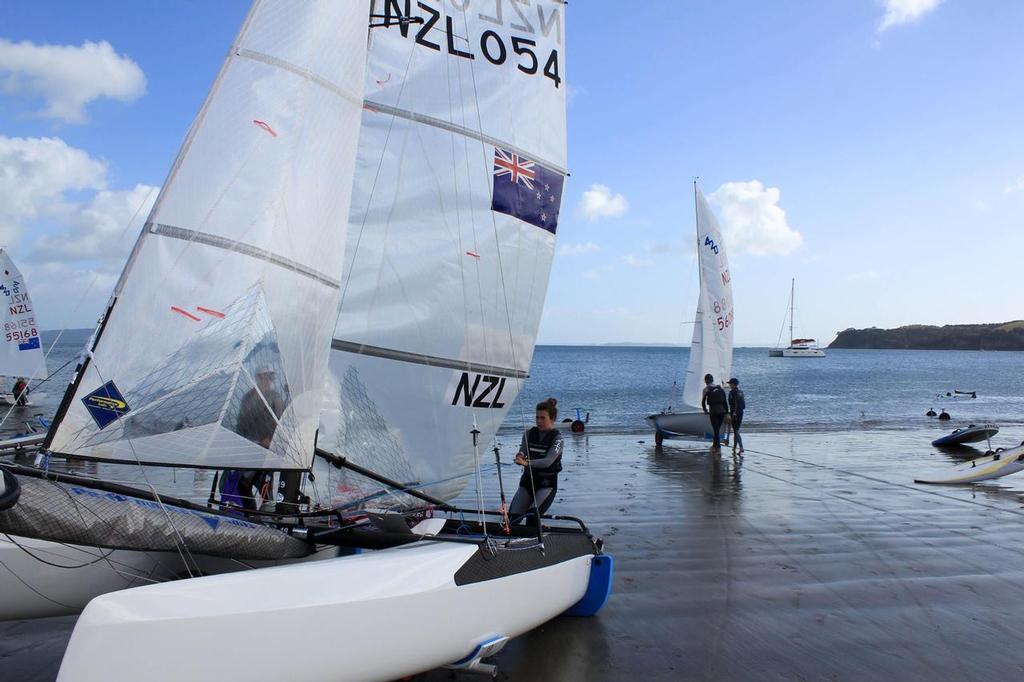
[490,148,563,234]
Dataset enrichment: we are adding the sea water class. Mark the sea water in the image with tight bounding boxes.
[17,332,1024,438]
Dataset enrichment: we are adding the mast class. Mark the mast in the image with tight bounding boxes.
[789,278,795,343]
[693,179,702,291]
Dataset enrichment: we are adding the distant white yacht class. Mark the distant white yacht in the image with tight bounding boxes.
[769,279,826,358]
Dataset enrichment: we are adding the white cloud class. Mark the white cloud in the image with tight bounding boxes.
[847,270,881,281]
[31,184,158,263]
[1004,176,1024,194]
[877,0,943,32]
[583,270,600,280]
[0,136,108,244]
[577,184,628,222]
[0,135,159,329]
[708,180,803,256]
[0,39,146,123]
[623,254,653,268]
[558,241,600,256]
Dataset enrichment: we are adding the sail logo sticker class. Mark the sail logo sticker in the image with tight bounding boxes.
[82,381,131,429]
[450,372,508,409]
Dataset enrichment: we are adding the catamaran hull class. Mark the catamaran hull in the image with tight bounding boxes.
[647,410,726,442]
[781,348,825,357]
[0,535,187,620]
[58,539,597,682]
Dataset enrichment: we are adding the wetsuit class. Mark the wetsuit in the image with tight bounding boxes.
[728,387,746,451]
[702,384,728,449]
[509,427,564,525]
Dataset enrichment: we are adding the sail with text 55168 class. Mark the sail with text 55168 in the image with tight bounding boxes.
[322,0,568,506]
[0,249,47,381]
[44,0,370,470]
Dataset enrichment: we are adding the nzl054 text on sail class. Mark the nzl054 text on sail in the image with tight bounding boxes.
[379,0,563,88]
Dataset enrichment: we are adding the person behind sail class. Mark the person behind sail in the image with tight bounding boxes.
[12,377,28,406]
[223,367,285,511]
[701,374,728,452]
[510,398,564,526]
[727,378,745,454]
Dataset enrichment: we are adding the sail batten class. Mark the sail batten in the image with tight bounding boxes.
[331,339,528,379]
[150,224,341,288]
[363,100,568,174]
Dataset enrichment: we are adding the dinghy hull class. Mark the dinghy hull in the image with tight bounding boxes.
[58,538,599,681]
[647,409,725,442]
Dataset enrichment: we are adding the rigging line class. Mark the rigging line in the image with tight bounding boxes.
[3,532,115,569]
[0,550,82,611]
[457,8,530,435]
[85,363,200,578]
[337,25,419,316]
[743,447,1024,520]
[731,457,1024,590]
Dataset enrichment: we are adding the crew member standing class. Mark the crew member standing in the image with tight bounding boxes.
[727,377,745,454]
[510,398,564,525]
[701,374,728,453]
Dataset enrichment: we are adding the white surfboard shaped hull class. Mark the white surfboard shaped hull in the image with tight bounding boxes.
[57,540,593,682]
[915,445,1024,484]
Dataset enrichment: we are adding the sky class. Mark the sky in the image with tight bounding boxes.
[1,0,1023,346]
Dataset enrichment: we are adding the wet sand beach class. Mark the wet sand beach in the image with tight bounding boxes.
[7,427,1024,680]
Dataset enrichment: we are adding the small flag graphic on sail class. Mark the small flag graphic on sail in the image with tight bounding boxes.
[490,147,563,234]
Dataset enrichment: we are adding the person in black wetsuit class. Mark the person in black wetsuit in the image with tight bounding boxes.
[727,378,745,454]
[509,397,564,526]
[701,374,728,453]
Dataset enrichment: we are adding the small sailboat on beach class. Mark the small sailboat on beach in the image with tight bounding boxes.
[0,2,609,679]
[768,278,825,357]
[647,182,734,444]
[0,249,47,406]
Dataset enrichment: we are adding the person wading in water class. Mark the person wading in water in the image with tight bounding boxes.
[510,397,564,526]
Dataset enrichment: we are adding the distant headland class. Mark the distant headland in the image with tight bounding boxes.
[829,321,1024,350]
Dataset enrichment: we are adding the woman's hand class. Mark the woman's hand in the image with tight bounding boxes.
[515,453,527,466]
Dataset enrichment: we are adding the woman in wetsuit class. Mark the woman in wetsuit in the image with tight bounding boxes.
[509,397,564,525]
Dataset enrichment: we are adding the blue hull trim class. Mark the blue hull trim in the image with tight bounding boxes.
[564,554,613,617]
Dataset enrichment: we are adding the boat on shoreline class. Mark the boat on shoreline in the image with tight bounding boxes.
[0,2,610,679]
[647,181,734,444]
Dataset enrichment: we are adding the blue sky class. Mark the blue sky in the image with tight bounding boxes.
[2,1,1022,345]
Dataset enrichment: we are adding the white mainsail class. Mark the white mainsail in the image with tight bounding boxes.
[0,249,47,381]
[320,0,568,505]
[682,187,734,408]
[45,0,370,469]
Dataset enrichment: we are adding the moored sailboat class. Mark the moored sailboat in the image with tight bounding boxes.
[0,2,609,679]
[769,278,825,357]
[647,182,734,444]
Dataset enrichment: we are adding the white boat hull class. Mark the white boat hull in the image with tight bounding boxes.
[781,347,825,357]
[0,535,187,620]
[58,540,594,682]
[646,409,728,442]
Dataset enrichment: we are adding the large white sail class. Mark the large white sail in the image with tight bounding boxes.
[682,187,734,408]
[0,249,47,380]
[320,0,568,505]
[45,0,370,469]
